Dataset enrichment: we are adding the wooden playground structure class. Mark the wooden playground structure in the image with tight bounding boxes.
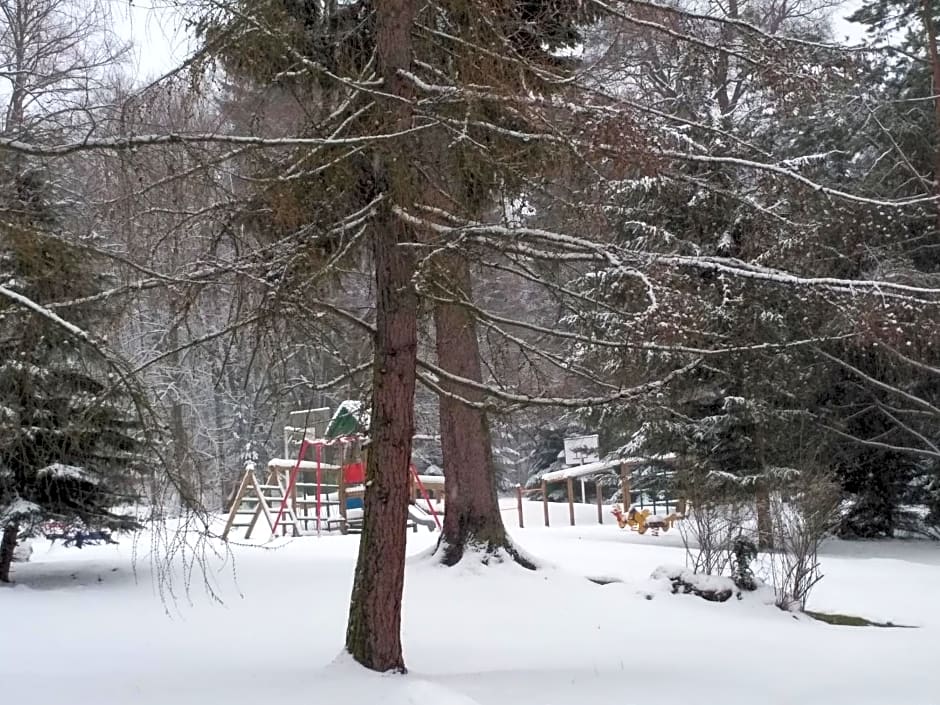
[513,455,686,532]
[222,408,679,540]
[222,408,444,540]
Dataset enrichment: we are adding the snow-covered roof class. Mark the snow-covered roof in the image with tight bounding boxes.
[541,458,623,482]
[331,399,363,421]
[541,454,678,483]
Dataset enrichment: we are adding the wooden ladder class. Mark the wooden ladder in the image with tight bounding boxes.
[221,466,301,539]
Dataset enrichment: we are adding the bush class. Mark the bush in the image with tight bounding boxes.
[767,471,840,611]
[731,536,758,591]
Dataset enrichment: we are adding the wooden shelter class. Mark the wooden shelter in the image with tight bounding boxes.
[520,454,682,528]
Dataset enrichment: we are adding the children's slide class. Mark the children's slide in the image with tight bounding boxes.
[407,503,438,531]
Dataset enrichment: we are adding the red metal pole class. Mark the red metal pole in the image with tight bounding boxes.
[272,438,309,535]
[410,464,442,530]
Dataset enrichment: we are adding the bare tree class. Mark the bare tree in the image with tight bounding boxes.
[0,0,128,137]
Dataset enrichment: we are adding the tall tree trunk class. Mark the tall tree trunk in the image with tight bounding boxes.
[344,0,417,674]
[345,201,418,671]
[0,523,19,583]
[921,0,940,271]
[756,487,774,551]
[432,255,534,568]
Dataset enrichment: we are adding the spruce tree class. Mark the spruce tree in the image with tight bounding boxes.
[807,0,940,535]
[0,162,143,583]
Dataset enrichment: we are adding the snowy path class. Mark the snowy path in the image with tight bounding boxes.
[2,500,938,705]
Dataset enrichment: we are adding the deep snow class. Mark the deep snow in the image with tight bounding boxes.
[2,499,938,705]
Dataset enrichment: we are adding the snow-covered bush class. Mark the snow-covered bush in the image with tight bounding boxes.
[652,565,736,602]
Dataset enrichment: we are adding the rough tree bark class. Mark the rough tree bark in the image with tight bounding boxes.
[756,487,774,551]
[432,255,535,568]
[921,0,940,271]
[344,0,418,673]
[0,523,19,583]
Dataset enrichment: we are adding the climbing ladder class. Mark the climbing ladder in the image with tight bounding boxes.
[221,465,304,539]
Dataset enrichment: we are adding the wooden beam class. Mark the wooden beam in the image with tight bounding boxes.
[596,481,604,524]
[245,470,272,539]
[221,468,253,539]
[567,477,576,526]
[541,479,550,527]
[516,485,525,529]
[620,463,631,512]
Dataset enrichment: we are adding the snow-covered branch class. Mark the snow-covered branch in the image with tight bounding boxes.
[0,126,433,157]
[416,357,702,409]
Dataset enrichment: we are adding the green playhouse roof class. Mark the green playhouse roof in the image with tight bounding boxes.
[324,400,368,439]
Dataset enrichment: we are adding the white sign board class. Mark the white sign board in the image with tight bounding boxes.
[564,434,599,466]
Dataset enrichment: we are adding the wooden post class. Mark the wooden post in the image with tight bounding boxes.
[620,463,631,511]
[596,481,604,524]
[516,485,525,529]
[567,477,576,526]
[542,479,550,527]
[221,467,253,539]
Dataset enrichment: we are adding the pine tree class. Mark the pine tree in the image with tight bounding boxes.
[0,162,144,583]
[803,0,940,535]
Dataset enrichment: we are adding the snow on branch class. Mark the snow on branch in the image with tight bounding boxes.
[439,289,857,355]
[0,283,96,343]
[0,126,433,158]
[615,0,869,52]
[403,210,940,303]
[589,0,764,67]
[654,150,940,208]
[0,285,143,403]
[650,255,940,302]
[416,357,702,409]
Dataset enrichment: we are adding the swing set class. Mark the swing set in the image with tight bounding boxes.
[222,425,443,540]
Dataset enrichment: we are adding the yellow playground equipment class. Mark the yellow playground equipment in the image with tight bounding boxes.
[611,505,683,536]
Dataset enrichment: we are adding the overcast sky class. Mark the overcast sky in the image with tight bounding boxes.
[112,0,192,82]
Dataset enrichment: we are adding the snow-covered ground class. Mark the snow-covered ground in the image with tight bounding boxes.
[3,499,938,705]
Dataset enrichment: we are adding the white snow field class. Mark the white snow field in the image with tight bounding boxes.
[3,500,938,705]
